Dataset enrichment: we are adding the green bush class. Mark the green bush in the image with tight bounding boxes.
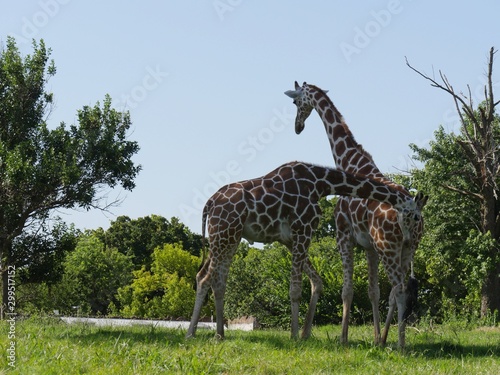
[115,243,210,319]
[56,234,134,315]
[224,238,391,328]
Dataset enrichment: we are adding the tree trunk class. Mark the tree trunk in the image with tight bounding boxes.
[0,238,12,320]
[480,186,500,317]
[481,264,500,317]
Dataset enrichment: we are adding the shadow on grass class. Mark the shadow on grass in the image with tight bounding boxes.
[52,321,191,346]
[49,320,500,360]
[408,340,500,359]
[58,323,332,352]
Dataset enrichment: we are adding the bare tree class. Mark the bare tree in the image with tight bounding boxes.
[407,47,500,316]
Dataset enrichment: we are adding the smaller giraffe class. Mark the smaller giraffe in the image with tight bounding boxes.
[285,81,426,348]
[186,161,416,340]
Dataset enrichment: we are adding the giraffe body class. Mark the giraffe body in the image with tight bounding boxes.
[186,161,415,339]
[286,82,426,348]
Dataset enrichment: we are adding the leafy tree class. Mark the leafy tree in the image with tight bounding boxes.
[13,218,80,285]
[9,219,80,314]
[57,233,133,315]
[302,237,342,324]
[306,236,388,326]
[313,197,338,240]
[0,37,140,313]
[225,238,392,328]
[227,243,292,329]
[409,127,499,319]
[408,47,500,317]
[100,215,203,267]
[115,243,204,318]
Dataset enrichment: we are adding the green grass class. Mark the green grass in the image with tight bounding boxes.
[1,317,499,374]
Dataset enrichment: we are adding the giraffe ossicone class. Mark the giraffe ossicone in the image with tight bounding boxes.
[186,160,415,340]
[286,81,427,348]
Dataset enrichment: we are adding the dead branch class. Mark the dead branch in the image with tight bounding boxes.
[406,57,481,153]
[487,47,498,116]
[442,184,483,201]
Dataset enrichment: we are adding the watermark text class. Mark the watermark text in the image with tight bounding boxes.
[11,0,71,44]
[117,65,168,110]
[179,106,294,221]
[6,265,16,369]
[340,0,405,63]
[213,0,243,21]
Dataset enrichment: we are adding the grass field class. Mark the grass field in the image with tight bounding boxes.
[1,317,499,374]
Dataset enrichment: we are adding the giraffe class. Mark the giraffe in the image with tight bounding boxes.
[285,82,427,348]
[186,160,417,340]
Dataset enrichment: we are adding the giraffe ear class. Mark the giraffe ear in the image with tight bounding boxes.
[284,90,300,98]
[322,90,329,94]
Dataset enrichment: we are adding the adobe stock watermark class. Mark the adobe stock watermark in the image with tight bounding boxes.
[116,65,169,110]
[340,0,410,63]
[10,0,71,44]
[5,265,16,369]
[213,0,243,21]
[179,106,294,221]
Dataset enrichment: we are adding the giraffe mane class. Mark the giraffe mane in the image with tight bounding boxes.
[306,83,409,195]
[305,85,380,172]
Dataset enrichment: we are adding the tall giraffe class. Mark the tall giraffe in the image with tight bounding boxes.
[186,161,416,339]
[285,82,427,348]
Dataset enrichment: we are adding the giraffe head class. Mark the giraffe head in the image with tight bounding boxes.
[285,81,328,134]
[400,192,428,221]
[396,192,428,245]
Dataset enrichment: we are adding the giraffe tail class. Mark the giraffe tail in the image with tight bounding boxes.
[199,197,212,267]
[404,275,419,323]
[193,199,211,293]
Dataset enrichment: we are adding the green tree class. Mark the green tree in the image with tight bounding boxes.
[0,37,141,314]
[116,243,204,318]
[410,126,499,319]
[225,238,391,328]
[100,215,203,267]
[225,243,294,329]
[58,234,133,315]
[408,47,500,317]
[13,218,80,285]
[313,197,338,240]
[9,219,80,314]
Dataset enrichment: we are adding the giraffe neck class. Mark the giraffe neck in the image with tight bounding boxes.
[313,166,412,209]
[308,86,387,181]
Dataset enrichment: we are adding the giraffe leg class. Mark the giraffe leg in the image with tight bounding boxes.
[301,258,323,339]
[289,254,305,339]
[211,252,237,340]
[335,203,355,345]
[381,289,396,345]
[338,239,355,344]
[210,262,225,339]
[186,227,241,339]
[381,273,407,348]
[186,259,212,338]
[212,280,226,339]
[366,248,381,345]
[396,284,407,349]
[289,283,301,339]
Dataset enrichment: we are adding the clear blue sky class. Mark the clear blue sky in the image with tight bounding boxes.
[2,1,499,234]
